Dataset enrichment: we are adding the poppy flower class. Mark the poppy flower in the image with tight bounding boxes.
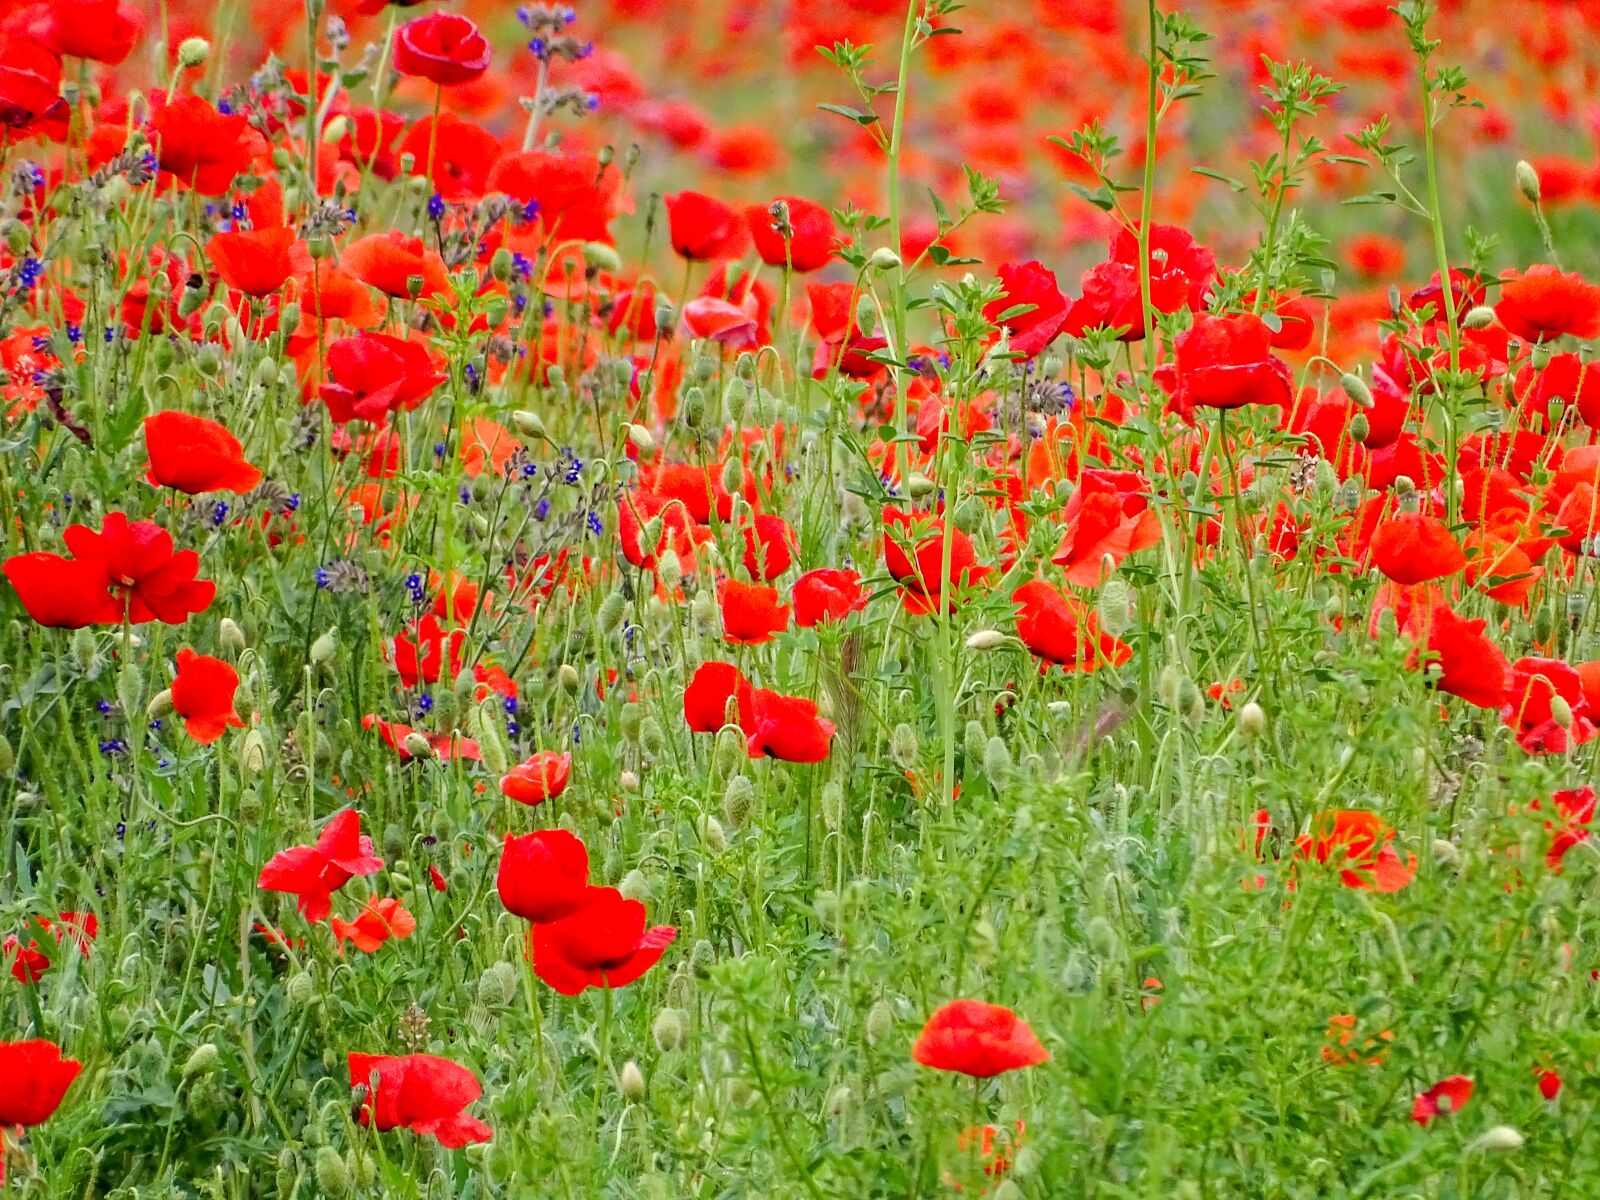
[1411,602,1511,710]
[392,12,492,86]
[5,912,96,984]
[1051,469,1162,586]
[206,226,296,298]
[911,999,1049,1077]
[1066,223,1215,341]
[362,715,481,763]
[0,33,65,131]
[1496,265,1600,343]
[148,94,267,195]
[738,686,836,763]
[389,614,465,688]
[144,411,263,495]
[745,196,836,272]
[8,0,139,64]
[499,751,572,806]
[1502,657,1598,754]
[4,511,214,627]
[342,231,450,301]
[1536,1067,1562,1101]
[332,898,416,954]
[0,1040,81,1127]
[983,261,1069,358]
[497,829,590,924]
[1294,810,1416,892]
[529,885,677,995]
[719,579,790,644]
[1158,313,1295,424]
[1412,1075,1473,1127]
[665,191,750,261]
[740,514,797,581]
[683,661,747,732]
[681,295,761,348]
[321,332,446,424]
[1012,580,1132,672]
[1321,1013,1394,1066]
[1369,511,1466,584]
[170,648,245,744]
[349,1053,492,1147]
[882,507,992,615]
[792,568,867,627]
[257,809,385,923]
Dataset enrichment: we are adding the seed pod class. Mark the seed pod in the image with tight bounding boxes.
[723,774,756,827]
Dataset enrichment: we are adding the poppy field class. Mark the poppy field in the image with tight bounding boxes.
[7,0,1600,1194]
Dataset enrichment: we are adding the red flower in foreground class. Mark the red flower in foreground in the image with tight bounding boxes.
[320,333,446,425]
[1496,265,1600,343]
[392,12,492,86]
[740,514,797,581]
[332,898,416,954]
[739,686,836,763]
[170,648,245,744]
[1412,1075,1473,1127]
[1401,599,1510,710]
[1159,313,1295,423]
[912,999,1049,1078]
[792,568,867,627]
[205,225,296,298]
[1369,511,1465,584]
[5,912,97,984]
[683,661,746,732]
[257,809,384,923]
[665,191,750,261]
[983,261,1069,358]
[148,94,266,195]
[719,579,791,644]
[1502,657,1597,754]
[1541,786,1596,870]
[746,196,836,272]
[4,511,215,627]
[1012,580,1132,672]
[1051,469,1161,586]
[0,34,65,132]
[0,1039,81,1127]
[349,1053,492,1147]
[499,751,572,806]
[497,830,589,923]
[530,886,677,995]
[390,614,465,688]
[882,507,992,615]
[9,0,141,65]
[1294,810,1416,892]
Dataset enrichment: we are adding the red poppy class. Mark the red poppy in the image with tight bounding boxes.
[1537,1068,1562,1101]
[1067,223,1215,341]
[983,261,1069,358]
[681,295,761,348]
[1012,580,1132,671]
[5,912,96,984]
[496,829,589,923]
[738,686,836,763]
[7,0,140,65]
[911,999,1049,1077]
[148,94,266,195]
[882,507,992,615]
[792,568,867,627]
[0,1040,81,1127]
[206,226,296,298]
[144,411,262,495]
[332,897,416,954]
[349,1053,492,1147]
[1496,265,1600,343]
[1533,785,1595,870]
[321,332,446,425]
[485,148,621,243]
[665,191,750,261]
[392,12,492,86]
[499,751,572,806]
[1370,511,1466,584]
[1411,601,1511,709]
[745,196,836,272]
[1411,1075,1473,1127]
[719,579,790,644]
[0,33,64,131]
[1293,810,1416,892]
[530,885,677,995]
[257,809,384,923]
[1051,469,1162,586]
[362,715,481,763]
[390,614,465,688]
[170,648,245,745]
[342,231,450,301]
[740,514,796,581]
[1158,313,1295,423]
[4,511,214,627]
[1502,657,1598,754]
[683,661,746,732]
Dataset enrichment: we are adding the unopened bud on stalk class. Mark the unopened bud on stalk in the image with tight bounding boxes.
[219,617,246,656]
[869,246,902,271]
[1516,160,1541,204]
[177,37,211,67]
[652,1008,686,1052]
[696,814,726,854]
[656,549,683,592]
[146,688,175,720]
[313,1146,351,1198]
[1474,1125,1525,1152]
[558,664,581,695]
[310,629,338,667]
[965,629,1006,651]
[1393,474,1416,497]
[1462,304,1496,330]
[1432,838,1459,866]
[1238,701,1266,739]
[321,115,348,144]
[720,457,744,496]
[1349,412,1370,443]
[906,473,936,498]
[1339,372,1373,408]
[117,663,142,720]
[286,970,316,1008]
[511,410,546,438]
[865,999,895,1045]
[402,732,434,760]
[583,241,622,273]
[182,1043,220,1078]
[723,774,756,826]
[618,1061,646,1102]
[890,723,919,770]
[1550,695,1574,730]
[625,423,655,454]
[983,735,1012,780]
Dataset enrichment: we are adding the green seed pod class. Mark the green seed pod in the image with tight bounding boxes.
[865,999,894,1045]
[286,970,315,1008]
[722,774,756,827]
[982,735,1013,781]
[313,1146,351,1198]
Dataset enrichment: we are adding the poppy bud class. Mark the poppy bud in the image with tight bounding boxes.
[1550,695,1574,730]
[983,735,1013,780]
[1473,1125,1524,1152]
[559,664,581,695]
[117,663,143,720]
[182,1043,220,1078]
[582,242,622,274]
[826,1085,852,1118]
[0,219,28,256]
[218,618,247,656]
[696,814,727,854]
[286,970,315,1008]
[483,296,509,328]
[723,775,756,826]
[993,1184,1024,1200]
[309,629,337,667]
[640,716,667,758]
[1238,701,1266,739]
[1516,160,1541,204]
[692,587,718,628]
[1339,372,1373,409]
[511,410,546,439]
[907,473,936,498]
[177,37,211,67]
[1085,914,1118,957]
[1349,412,1370,443]
[963,719,987,766]
[1098,579,1134,637]
[1462,304,1496,330]
[1432,838,1459,867]
[890,722,919,769]
[821,780,845,830]
[70,627,99,674]
[279,302,301,339]
[1533,607,1557,645]
[1393,474,1416,497]
[402,731,435,760]
[619,1060,647,1101]
[477,965,515,1007]
[865,999,895,1045]
[147,688,175,720]
[237,729,268,778]
[596,590,627,634]
[624,423,656,455]
[869,247,902,271]
[313,1146,352,1199]
[652,1008,687,1052]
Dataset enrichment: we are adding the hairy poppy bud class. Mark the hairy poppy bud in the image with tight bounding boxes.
[402,731,434,760]
[983,735,1013,780]
[890,722,919,769]
[696,814,726,854]
[237,729,268,778]
[1238,701,1266,739]
[992,1183,1024,1200]
[906,473,936,498]
[1474,1125,1524,1152]
[624,423,655,455]
[652,1008,686,1052]
[723,774,756,826]
[1348,412,1370,443]
[1550,695,1574,730]
[583,242,622,274]
[1462,304,1496,330]
[147,688,175,720]
[313,1146,352,1198]
[511,409,546,439]
[596,590,626,634]
[865,999,895,1045]
[869,246,902,271]
[558,664,581,695]
[618,1060,646,1102]
[178,37,211,67]
[1533,607,1557,645]
[309,629,337,667]
[963,719,988,766]
[1098,579,1134,637]
[286,970,315,1008]
[218,617,247,656]
[0,734,13,776]
[1339,372,1373,408]
[477,965,515,1007]
[1516,160,1540,204]
[117,663,143,720]
[1432,838,1459,866]
[182,1043,220,1078]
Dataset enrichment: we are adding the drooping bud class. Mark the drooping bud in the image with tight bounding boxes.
[177,37,211,68]
[309,629,338,668]
[869,246,902,271]
[652,1008,686,1052]
[965,629,1006,651]
[890,723,919,770]
[219,617,247,656]
[618,1060,646,1102]
[147,688,175,720]
[1462,304,1496,330]
[313,1146,352,1198]
[512,410,546,439]
[1238,701,1266,739]
[1474,1125,1525,1152]
[695,814,726,855]
[1516,160,1541,204]
[1339,372,1373,409]
[402,731,434,760]
[558,664,581,695]
[182,1043,220,1078]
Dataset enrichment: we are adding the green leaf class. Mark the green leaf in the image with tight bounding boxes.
[817,103,879,127]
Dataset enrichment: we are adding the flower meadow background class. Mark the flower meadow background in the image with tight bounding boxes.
[5,0,1600,1195]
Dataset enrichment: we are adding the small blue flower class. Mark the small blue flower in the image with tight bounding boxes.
[66,324,82,344]
[315,568,332,589]
[586,511,604,536]
[97,699,112,716]
[427,193,445,221]
[533,497,551,521]
[210,500,230,527]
